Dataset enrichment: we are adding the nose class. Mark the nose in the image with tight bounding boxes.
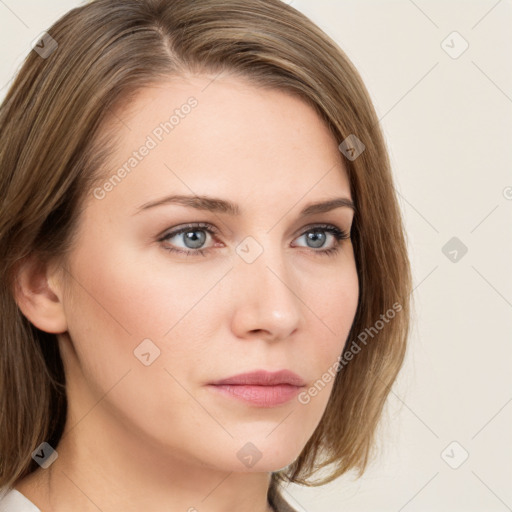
[229,243,302,342]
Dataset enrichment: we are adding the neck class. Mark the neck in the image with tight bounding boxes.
[16,406,274,512]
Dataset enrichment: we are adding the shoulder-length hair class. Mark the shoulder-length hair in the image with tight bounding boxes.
[0,0,411,496]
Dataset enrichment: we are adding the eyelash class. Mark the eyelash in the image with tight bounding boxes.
[158,222,350,258]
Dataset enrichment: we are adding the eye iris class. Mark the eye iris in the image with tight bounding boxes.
[184,230,206,249]
[307,230,326,248]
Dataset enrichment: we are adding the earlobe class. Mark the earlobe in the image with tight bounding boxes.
[12,255,68,334]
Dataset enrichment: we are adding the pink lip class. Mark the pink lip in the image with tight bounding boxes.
[208,370,306,407]
[210,369,306,387]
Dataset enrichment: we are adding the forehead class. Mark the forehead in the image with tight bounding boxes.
[92,74,351,213]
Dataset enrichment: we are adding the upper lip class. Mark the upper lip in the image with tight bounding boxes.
[210,370,306,387]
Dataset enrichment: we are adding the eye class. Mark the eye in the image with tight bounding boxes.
[158,222,218,257]
[158,223,350,257]
[292,224,350,256]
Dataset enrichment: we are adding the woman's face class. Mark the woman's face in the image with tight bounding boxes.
[56,74,359,473]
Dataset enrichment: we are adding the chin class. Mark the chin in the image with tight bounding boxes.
[226,439,304,474]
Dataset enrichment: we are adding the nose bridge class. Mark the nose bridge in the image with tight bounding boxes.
[231,234,302,337]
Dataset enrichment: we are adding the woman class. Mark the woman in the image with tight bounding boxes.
[0,0,411,510]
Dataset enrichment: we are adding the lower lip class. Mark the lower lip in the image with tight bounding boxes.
[208,384,303,407]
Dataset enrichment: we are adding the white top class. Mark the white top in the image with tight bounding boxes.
[0,487,41,512]
[0,484,296,512]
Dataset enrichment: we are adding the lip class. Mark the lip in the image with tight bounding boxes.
[210,369,306,387]
[208,370,306,408]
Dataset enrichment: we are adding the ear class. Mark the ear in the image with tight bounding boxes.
[12,255,68,334]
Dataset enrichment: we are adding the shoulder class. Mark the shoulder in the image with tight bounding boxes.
[0,486,41,512]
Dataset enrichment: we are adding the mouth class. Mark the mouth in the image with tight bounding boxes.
[208,369,306,408]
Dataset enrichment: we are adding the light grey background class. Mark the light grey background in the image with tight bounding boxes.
[1,1,511,511]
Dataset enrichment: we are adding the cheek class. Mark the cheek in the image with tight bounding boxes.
[290,267,359,434]
[297,260,359,410]
[304,256,359,347]
[65,231,226,341]
[60,238,226,401]
[60,247,215,450]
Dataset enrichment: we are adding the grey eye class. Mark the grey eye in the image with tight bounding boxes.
[304,230,327,248]
[180,229,208,249]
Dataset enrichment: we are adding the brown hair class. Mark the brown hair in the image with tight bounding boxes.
[0,0,411,497]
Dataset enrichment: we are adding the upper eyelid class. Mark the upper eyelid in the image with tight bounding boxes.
[159,222,218,240]
[159,222,349,243]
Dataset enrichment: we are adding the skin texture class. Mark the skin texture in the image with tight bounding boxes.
[14,74,359,512]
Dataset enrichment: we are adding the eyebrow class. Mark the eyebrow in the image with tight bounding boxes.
[134,194,355,216]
